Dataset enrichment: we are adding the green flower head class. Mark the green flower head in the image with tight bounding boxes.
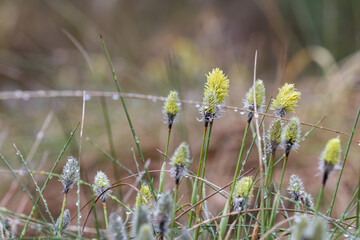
[170,142,190,185]
[319,137,341,185]
[93,170,111,202]
[292,215,328,240]
[244,79,266,110]
[287,174,304,202]
[108,212,128,240]
[55,209,70,235]
[163,90,181,129]
[138,224,154,240]
[271,83,301,117]
[233,176,254,211]
[322,137,341,166]
[281,117,301,157]
[199,68,229,124]
[267,119,283,154]
[154,192,173,236]
[135,185,151,209]
[301,192,314,210]
[132,205,150,237]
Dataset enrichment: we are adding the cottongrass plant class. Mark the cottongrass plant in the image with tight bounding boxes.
[154,192,173,239]
[108,212,127,240]
[93,170,111,230]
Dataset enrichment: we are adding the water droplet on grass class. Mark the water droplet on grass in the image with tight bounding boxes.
[240,111,245,115]
[234,109,238,112]
[152,97,157,102]
[112,94,119,100]
[85,94,91,101]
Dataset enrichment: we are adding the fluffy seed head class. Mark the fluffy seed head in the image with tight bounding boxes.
[60,156,80,194]
[93,170,111,202]
[271,83,301,117]
[163,90,181,128]
[135,185,151,209]
[55,209,70,235]
[291,215,328,240]
[132,205,150,237]
[287,175,304,202]
[138,224,154,240]
[154,192,173,236]
[281,117,301,157]
[321,137,341,166]
[108,212,128,240]
[233,176,254,211]
[170,142,190,185]
[301,192,314,210]
[267,119,283,154]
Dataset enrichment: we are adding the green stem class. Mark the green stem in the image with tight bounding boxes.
[193,121,214,239]
[90,189,100,239]
[358,172,360,230]
[315,185,325,217]
[103,202,109,230]
[188,126,208,228]
[278,156,288,191]
[159,129,171,193]
[328,108,360,217]
[101,36,156,199]
[219,123,250,239]
[171,185,179,239]
[58,194,67,236]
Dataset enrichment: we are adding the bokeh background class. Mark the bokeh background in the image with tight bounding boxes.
[0,0,360,236]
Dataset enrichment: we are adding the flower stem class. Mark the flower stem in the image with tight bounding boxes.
[58,193,67,236]
[219,123,250,239]
[103,201,109,230]
[171,185,179,239]
[315,184,325,217]
[159,129,172,193]
[188,126,208,228]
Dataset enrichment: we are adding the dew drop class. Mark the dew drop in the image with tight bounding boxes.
[152,97,157,102]
[204,105,209,109]
[15,90,22,98]
[75,201,79,206]
[135,136,140,144]
[195,104,200,108]
[357,142,360,146]
[240,111,245,115]
[112,94,119,100]
[36,132,44,139]
[79,213,82,219]
[176,102,182,107]
[85,94,91,101]
[22,93,30,101]
[254,113,259,118]
[234,109,238,112]
[126,211,131,215]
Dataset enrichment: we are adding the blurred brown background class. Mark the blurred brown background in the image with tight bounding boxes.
[0,0,359,234]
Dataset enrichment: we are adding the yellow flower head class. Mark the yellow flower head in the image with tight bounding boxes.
[135,185,152,209]
[271,83,301,117]
[244,79,266,110]
[170,142,190,185]
[204,68,229,104]
[163,90,180,116]
[234,176,254,199]
[322,137,341,165]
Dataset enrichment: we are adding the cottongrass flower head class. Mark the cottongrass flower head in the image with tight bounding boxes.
[108,212,128,240]
[55,209,70,235]
[291,215,328,240]
[60,156,79,194]
[170,142,190,186]
[267,118,283,154]
[132,205,150,237]
[163,90,181,129]
[281,117,301,157]
[199,68,229,126]
[243,79,265,123]
[135,185,152,209]
[93,170,111,202]
[271,83,301,118]
[233,176,254,211]
[319,137,341,186]
[138,224,154,240]
[154,192,173,237]
[287,174,304,201]
[301,192,314,210]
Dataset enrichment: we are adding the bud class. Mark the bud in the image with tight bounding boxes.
[60,156,80,194]
[93,170,111,202]
[55,209,70,235]
[233,176,254,211]
[291,215,328,240]
[267,119,283,154]
[319,137,341,186]
[243,79,266,123]
[301,192,314,210]
[135,185,151,209]
[163,90,181,129]
[271,83,301,117]
[138,224,154,240]
[132,205,150,237]
[154,192,173,237]
[170,142,190,185]
[287,174,304,202]
[108,212,128,240]
[281,117,301,157]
